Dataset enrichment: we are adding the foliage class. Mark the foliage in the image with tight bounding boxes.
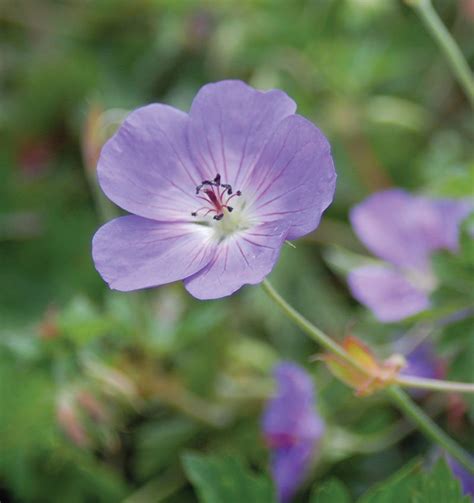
[0,0,473,502]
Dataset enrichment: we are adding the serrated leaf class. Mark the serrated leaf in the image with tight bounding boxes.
[414,460,471,503]
[311,478,352,503]
[182,453,275,503]
[358,459,421,503]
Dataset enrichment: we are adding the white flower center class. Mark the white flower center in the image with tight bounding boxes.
[405,267,438,293]
[191,173,254,240]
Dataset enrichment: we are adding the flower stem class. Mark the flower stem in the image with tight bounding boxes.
[406,0,474,107]
[261,278,474,473]
[396,375,474,394]
[261,279,365,372]
[387,386,474,474]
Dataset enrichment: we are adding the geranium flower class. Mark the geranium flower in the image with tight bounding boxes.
[262,362,325,502]
[347,189,472,322]
[92,80,336,299]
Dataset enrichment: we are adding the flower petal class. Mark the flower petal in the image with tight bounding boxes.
[263,363,324,440]
[247,115,336,240]
[272,443,316,503]
[348,265,430,322]
[187,80,296,186]
[92,216,216,291]
[184,220,289,299]
[350,190,472,270]
[262,363,324,503]
[447,456,474,498]
[98,104,200,221]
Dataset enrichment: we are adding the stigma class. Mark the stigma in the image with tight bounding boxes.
[191,174,242,220]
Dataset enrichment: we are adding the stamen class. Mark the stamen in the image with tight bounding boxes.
[191,173,242,221]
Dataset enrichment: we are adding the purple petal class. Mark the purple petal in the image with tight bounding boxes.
[262,363,323,440]
[184,220,289,299]
[98,104,200,221]
[432,199,473,252]
[401,342,440,381]
[247,114,336,240]
[92,216,215,291]
[262,363,325,503]
[348,265,430,322]
[447,456,474,498]
[272,443,315,503]
[350,190,472,270]
[187,80,296,187]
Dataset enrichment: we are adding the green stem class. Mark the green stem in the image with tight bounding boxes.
[387,387,474,473]
[261,278,474,473]
[396,375,474,394]
[261,279,365,372]
[407,0,474,107]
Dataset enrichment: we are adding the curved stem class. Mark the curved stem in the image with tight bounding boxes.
[387,387,474,474]
[396,375,474,394]
[261,279,365,372]
[407,0,474,107]
[261,278,474,473]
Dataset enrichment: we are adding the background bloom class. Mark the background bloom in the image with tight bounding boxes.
[347,190,472,322]
[447,456,474,498]
[401,341,441,382]
[92,80,336,299]
[262,362,325,502]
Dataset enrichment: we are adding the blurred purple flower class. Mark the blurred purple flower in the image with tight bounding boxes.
[400,341,441,381]
[348,189,472,322]
[262,362,325,502]
[92,80,336,299]
[397,340,443,398]
[447,456,474,498]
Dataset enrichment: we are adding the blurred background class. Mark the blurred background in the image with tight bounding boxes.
[1,0,473,502]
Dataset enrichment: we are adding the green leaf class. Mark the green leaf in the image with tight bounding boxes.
[311,478,352,503]
[358,460,421,503]
[357,459,470,503]
[58,296,114,346]
[134,418,200,480]
[182,453,275,503]
[414,460,471,503]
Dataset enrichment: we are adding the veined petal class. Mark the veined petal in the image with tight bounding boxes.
[348,265,430,322]
[350,190,472,270]
[247,115,336,240]
[187,80,296,186]
[92,216,216,291]
[184,220,289,299]
[98,104,200,221]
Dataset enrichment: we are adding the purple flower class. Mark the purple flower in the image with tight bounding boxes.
[92,81,336,299]
[447,456,474,498]
[347,189,472,322]
[400,342,441,381]
[396,340,443,398]
[262,362,325,502]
